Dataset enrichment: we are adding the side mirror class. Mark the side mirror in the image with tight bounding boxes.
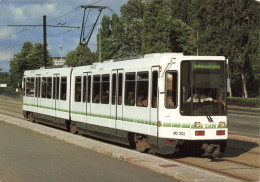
[158,78,165,93]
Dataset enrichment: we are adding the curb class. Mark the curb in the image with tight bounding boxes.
[229,133,260,144]
[0,114,239,182]
[228,105,260,113]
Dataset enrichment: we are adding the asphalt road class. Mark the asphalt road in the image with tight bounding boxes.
[228,113,259,138]
[0,121,176,182]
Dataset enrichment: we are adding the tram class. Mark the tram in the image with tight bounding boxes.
[23,53,228,157]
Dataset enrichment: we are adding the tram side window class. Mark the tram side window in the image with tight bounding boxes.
[60,77,67,100]
[118,73,123,105]
[112,74,116,105]
[41,77,47,98]
[47,77,52,99]
[23,78,26,96]
[136,72,149,107]
[38,77,41,98]
[26,77,34,97]
[75,76,82,102]
[101,75,110,104]
[152,71,158,108]
[26,78,30,96]
[92,75,100,103]
[125,73,135,106]
[87,76,91,103]
[53,77,60,100]
[35,77,38,97]
[165,71,178,108]
[30,77,35,97]
[83,76,86,102]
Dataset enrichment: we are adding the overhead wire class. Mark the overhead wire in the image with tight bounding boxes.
[1,28,79,50]
[0,0,103,42]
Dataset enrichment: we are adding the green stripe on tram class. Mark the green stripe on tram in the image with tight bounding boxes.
[24,104,226,129]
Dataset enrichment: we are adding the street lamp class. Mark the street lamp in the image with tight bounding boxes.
[57,22,66,62]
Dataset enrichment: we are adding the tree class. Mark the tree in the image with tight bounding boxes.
[0,68,9,84]
[65,45,95,66]
[109,0,144,58]
[96,15,114,61]
[142,0,194,54]
[9,41,52,88]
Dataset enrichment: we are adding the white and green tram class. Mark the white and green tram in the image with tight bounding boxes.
[23,53,228,156]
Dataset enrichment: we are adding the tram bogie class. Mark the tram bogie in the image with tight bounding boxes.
[23,53,228,157]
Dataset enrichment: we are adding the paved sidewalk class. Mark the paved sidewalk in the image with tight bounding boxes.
[0,114,239,182]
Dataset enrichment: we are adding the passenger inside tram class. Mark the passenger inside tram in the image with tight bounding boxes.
[125,91,135,106]
[102,91,109,104]
[93,92,100,103]
[137,93,148,107]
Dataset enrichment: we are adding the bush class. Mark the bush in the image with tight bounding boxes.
[227,97,260,108]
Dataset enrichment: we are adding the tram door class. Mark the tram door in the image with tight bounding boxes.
[35,75,41,117]
[150,67,159,144]
[52,74,60,121]
[111,69,124,137]
[83,72,92,130]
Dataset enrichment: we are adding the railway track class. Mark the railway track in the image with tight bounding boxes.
[0,98,259,181]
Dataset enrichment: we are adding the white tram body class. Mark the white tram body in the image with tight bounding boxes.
[23,53,228,156]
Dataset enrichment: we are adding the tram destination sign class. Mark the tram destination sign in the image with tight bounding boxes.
[194,62,220,70]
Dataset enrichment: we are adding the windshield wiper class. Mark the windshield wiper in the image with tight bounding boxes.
[197,95,214,123]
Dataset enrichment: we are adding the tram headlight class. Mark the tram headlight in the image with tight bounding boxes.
[219,122,225,127]
[194,122,201,128]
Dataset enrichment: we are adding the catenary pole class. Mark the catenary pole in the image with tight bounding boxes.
[43,15,47,67]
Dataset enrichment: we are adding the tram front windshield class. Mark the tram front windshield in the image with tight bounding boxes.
[180,61,226,116]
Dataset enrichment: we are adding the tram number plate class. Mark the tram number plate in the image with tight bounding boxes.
[173,131,185,136]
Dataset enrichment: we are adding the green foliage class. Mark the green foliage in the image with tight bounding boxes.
[168,19,195,54]
[142,0,171,54]
[96,15,115,61]
[65,45,95,66]
[141,0,195,54]
[228,97,260,108]
[0,69,9,84]
[110,0,144,58]
[9,41,53,88]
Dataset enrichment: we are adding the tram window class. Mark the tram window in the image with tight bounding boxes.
[75,76,82,102]
[152,71,158,108]
[60,77,67,100]
[136,72,149,107]
[53,77,60,100]
[41,77,47,98]
[26,78,30,96]
[30,77,35,97]
[37,77,41,98]
[83,76,86,102]
[112,74,116,105]
[23,78,26,96]
[165,71,178,108]
[87,76,91,103]
[26,77,34,97]
[47,77,52,99]
[101,75,110,104]
[118,73,123,105]
[125,73,135,106]
[92,75,100,103]
[35,77,38,97]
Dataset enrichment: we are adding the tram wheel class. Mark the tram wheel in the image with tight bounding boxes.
[70,121,77,134]
[28,113,34,123]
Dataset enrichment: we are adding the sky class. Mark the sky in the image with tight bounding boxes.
[0,0,128,72]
